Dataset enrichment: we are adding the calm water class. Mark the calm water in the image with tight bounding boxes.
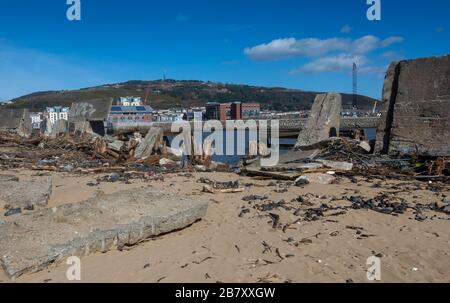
[167,130,290,165]
[167,128,377,165]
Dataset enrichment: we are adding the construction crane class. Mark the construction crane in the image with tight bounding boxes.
[143,82,152,106]
[352,62,358,111]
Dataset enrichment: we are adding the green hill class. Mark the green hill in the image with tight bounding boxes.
[7,80,379,111]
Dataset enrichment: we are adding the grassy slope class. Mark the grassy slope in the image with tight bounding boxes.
[8,80,379,111]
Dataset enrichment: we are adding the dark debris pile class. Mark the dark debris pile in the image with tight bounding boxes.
[238,185,450,232]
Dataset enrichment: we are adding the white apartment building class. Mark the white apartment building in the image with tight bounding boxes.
[119,97,142,106]
[46,106,70,125]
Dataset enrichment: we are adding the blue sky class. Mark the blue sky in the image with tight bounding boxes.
[0,0,448,100]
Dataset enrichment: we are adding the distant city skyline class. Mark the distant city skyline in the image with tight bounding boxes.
[0,0,448,100]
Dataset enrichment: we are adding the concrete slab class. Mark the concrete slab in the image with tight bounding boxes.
[69,99,113,123]
[0,188,208,279]
[49,119,69,138]
[295,173,337,185]
[0,108,32,137]
[0,177,52,208]
[296,93,342,149]
[317,159,354,171]
[134,127,164,159]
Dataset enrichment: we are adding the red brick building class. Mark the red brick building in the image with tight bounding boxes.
[206,102,260,121]
[231,102,242,120]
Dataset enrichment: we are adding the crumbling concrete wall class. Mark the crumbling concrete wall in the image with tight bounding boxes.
[295,93,342,149]
[0,109,32,137]
[376,55,450,156]
[69,99,112,136]
[49,119,69,138]
[69,99,112,123]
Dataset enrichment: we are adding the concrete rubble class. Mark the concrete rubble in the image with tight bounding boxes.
[49,119,69,139]
[295,93,342,150]
[0,188,208,279]
[376,55,450,156]
[0,109,32,137]
[69,99,113,136]
[295,173,337,185]
[244,55,450,180]
[0,55,449,282]
[316,159,354,171]
[134,127,164,159]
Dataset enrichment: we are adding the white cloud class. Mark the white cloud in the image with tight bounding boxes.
[244,35,404,61]
[340,24,353,34]
[289,54,368,74]
[380,36,404,48]
[244,37,348,60]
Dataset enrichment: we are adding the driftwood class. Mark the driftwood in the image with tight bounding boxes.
[75,166,126,174]
[220,188,245,194]
[242,168,299,181]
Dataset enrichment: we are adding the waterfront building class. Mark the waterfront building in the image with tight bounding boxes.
[46,106,70,125]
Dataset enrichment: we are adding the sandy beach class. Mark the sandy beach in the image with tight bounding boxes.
[1,169,448,283]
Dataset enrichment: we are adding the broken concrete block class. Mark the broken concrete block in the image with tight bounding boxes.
[194,165,207,172]
[0,109,32,137]
[159,158,179,168]
[49,119,69,138]
[359,141,371,153]
[296,163,324,170]
[164,146,183,161]
[208,161,230,172]
[202,185,215,194]
[0,188,208,279]
[134,127,164,159]
[0,177,52,208]
[69,99,112,123]
[159,158,175,165]
[107,140,124,152]
[375,55,450,156]
[69,100,112,137]
[258,142,271,157]
[70,120,94,135]
[295,173,337,185]
[296,93,342,149]
[294,177,310,186]
[249,140,258,157]
[317,159,354,171]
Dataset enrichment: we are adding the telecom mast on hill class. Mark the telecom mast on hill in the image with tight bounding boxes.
[352,62,358,111]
